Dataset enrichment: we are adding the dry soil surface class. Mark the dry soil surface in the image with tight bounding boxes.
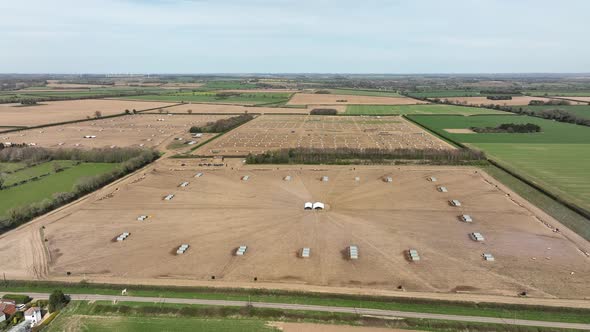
[195,115,453,156]
[0,99,177,127]
[0,114,227,149]
[1,163,588,299]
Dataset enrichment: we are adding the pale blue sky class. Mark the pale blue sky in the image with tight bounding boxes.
[1,0,589,73]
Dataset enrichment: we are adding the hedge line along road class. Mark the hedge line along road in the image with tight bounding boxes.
[3,292,590,330]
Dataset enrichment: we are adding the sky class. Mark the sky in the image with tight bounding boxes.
[1,0,589,74]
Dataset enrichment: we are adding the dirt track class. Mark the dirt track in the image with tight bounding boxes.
[0,99,177,127]
[1,162,588,300]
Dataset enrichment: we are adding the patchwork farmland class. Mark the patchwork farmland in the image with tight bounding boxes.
[287,93,427,105]
[2,163,588,299]
[0,99,177,127]
[438,96,587,106]
[407,115,590,215]
[194,115,453,156]
[1,114,229,149]
[345,104,509,115]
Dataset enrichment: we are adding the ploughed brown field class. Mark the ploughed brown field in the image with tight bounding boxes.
[1,162,588,299]
[1,114,229,149]
[439,96,586,106]
[0,99,177,127]
[555,96,590,102]
[287,93,427,105]
[159,103,309,115]
[194,115,453,156]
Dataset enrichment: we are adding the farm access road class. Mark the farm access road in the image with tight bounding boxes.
[3,292,590,331]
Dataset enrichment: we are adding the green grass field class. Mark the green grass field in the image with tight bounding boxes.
[121,91,292,105]
[201,81,260,90]
[0,162,118,218]
[327,88,402,97]
[5,282,590,324]
[2,160,77,186]
[406,90,483,98]
[346,104,510,115]
[526,91,590,97]
[48,313,275,332]
[0,162,26,173]
[516,105,590,120]
[407,115,590,214]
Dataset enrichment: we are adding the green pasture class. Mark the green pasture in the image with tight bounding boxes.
[0,162,118,218]
[346,104,508,115]
[407,114,590,213]
[120,91,292,105]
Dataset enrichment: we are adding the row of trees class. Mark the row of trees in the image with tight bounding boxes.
[0,148,159,233]
[189,114,254,133]
[310,108,338,115]
[0,146,155,164]
[486,95,512,100]
[529,99,571,106]
[472,123,541,133]
[246,148,486,165]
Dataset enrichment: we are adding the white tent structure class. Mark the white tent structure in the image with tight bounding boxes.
[300,247,311,258]
[471,232,485,241]
[461,215,473,222]
[438,186,448,193]
[236,245,248,256]
[450,199,461,206]
[349,246,359,260]
[312,202,325,210]
[304,202,313,210]
[408,249,420,261]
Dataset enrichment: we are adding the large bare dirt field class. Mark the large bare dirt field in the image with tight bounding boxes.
[45,81,109,89]
[0,99,177,127]
[0,114,227,149]
[160,103,309,115]
[194,115,453,156]
[440,96,586,106]
[2,163,588,299]
[287,93,427,105]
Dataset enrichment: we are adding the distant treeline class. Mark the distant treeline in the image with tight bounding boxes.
[246,148,486,165]
[529,99,570,106]
[472,123,541,133]
[0,147,159,234]
[189,114,254,133]
[310,108,338,115]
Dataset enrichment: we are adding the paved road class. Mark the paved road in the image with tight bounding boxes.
[4,292,590,330]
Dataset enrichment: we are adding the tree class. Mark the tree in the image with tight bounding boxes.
[94,111,102,118]
[0,174,5,189]
[48,290,69,312]
[187,109,192,114]
[158,108,164,114]
[53,162,64,173]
